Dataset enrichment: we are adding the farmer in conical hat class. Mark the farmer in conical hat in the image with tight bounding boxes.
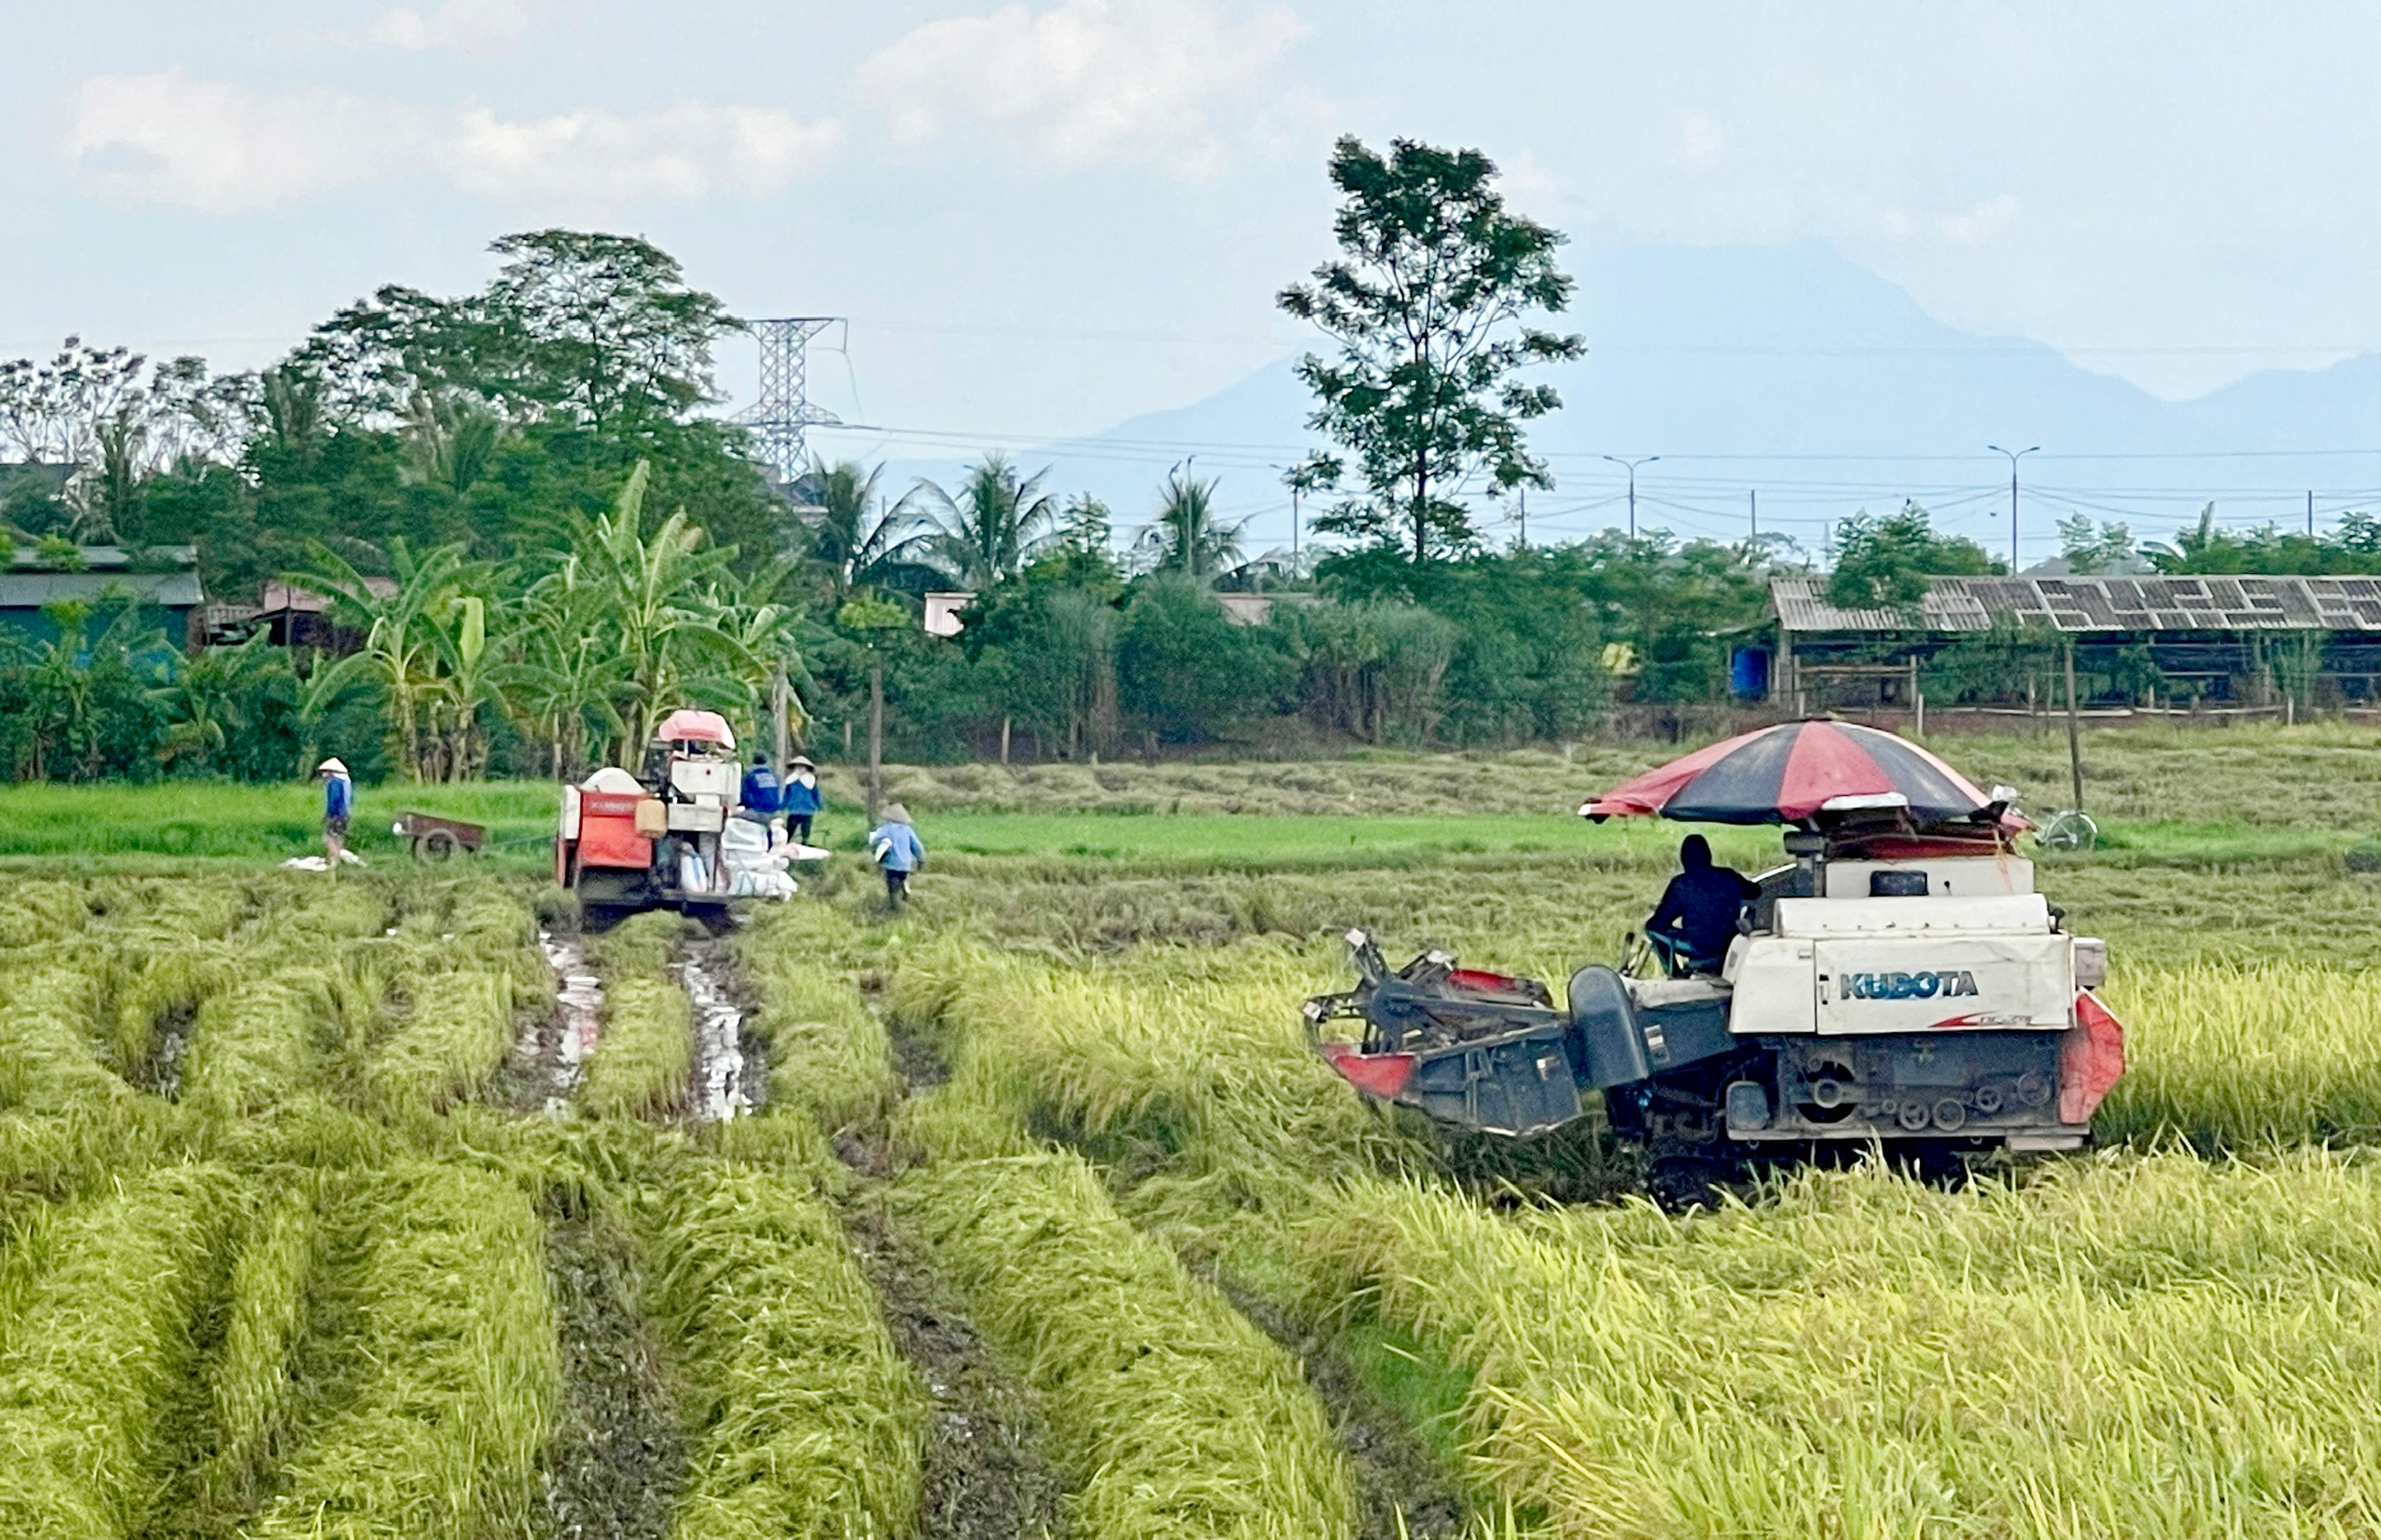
[865,803,923,910]
[317,758,353,871]
[781,754,822,844]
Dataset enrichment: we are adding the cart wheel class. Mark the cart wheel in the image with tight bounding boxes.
[417,829,459,862]
[2036,810,2098,853]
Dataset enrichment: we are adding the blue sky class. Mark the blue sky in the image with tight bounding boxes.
[7,1,2380,453]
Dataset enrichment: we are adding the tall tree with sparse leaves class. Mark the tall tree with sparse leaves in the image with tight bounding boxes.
[1280,137,1585,564]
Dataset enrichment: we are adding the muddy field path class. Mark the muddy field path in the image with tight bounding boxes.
[813,964,1071,1540]
[582,912,1071,1540]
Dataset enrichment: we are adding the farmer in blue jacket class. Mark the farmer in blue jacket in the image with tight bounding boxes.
[317,758,352,870]
[780,755,822,843]
[866,803,924,909]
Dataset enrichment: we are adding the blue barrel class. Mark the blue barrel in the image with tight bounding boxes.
[1730,646,1772,701]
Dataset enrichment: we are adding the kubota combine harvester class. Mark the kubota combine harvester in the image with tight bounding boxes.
[1308,721,2126,1199]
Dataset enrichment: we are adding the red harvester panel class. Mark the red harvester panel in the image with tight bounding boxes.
[578,797,653,870]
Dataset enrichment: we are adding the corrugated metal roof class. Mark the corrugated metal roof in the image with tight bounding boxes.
[1773,574,2381,634]
[0,571,205,609]
[7,544,197,572]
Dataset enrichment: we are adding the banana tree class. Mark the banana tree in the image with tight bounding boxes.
[565,459,743,763]
[296,538,490,779]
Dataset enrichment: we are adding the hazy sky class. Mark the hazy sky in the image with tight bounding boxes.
[7,1,2377,446]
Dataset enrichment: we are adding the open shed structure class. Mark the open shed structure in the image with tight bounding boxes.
[1740,574,2381,713]
[0,546,205,650]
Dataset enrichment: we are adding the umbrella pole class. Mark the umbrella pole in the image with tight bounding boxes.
[2065,643,2084,811]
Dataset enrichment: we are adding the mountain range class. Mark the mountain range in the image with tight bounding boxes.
[876,241,2381,565]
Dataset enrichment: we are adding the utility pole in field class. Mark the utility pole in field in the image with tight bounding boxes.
[2309,489,2317,538]
[1279,461,1325,572]
[1603,455,1659,538]
[1988,445,2040,572]
[1749,489,1758,541]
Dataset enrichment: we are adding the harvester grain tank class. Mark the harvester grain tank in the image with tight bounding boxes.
[555,710,747,923]
[1307,721,2127,1197]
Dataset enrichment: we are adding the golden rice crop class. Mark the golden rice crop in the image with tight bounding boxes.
[582,976,693,1122]
[178,973,336,1121]
[571,913,696,1122]
[733,903,902,1133]
[0,881,99,953]
[2098,961,2381,1148]
[0,964,127,1116]
[890,1139,1358,1540]
[249,1159,557,1539]
[640,1153,925,1540]
[1305,1151,2381,1540]
[0,1162,240,1539]
[94,942,245,1080]
[367,969,519,1116]
[193,1178,321,1516]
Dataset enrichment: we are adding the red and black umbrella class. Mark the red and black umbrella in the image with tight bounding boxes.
[1580,720,2002,827]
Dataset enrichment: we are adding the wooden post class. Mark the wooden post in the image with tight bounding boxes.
[2065,642,2084,812]
[1000,714,1012,765]
[867,662,884,825]
[1909,656,1923,737]
[771,670,791,779]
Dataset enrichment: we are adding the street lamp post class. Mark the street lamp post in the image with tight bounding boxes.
[1987,444,2041,572]
[1603,454,1660,538]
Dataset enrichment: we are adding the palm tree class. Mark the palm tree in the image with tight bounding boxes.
[1137,470,1244,581]
[916,453,1058,589]
[805,459,939,600]
[399,388,507,498]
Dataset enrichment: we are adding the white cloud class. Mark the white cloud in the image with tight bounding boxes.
[62,72,842,213]
[65,73,436,214]
[854,0,1305,177]
[1680,112,1724,167]
[450,103,844,203]
[357,0,548,53]
[1940,192,2017,245]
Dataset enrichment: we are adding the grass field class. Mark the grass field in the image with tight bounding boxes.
[3,725,2381,1536]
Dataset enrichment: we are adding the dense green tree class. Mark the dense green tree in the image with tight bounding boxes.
[1826,503,1997,612]
[1279,136,1585,562]
[1038,495,1126,596]
[1117,580,1283,743]
[2056,513,2138,575]
[2142,503,2381,576]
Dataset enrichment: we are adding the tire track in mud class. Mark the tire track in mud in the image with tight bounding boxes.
[648,924,1068,1538]
[514,922,691,1540]
[841,991,1071,1540]
[1213,1279,1468,1540]
[537,1204,685,1540]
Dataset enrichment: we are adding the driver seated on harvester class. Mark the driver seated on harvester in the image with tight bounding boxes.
[1645,834,1758,976]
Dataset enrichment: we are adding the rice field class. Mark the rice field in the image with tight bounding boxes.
[3,732,2381,1536]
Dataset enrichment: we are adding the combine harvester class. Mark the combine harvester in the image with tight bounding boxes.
[1309,721,2127,1201]
[555,710,806,926]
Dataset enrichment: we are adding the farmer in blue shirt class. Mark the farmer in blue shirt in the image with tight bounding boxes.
[866,803,924,909]
[740,750,781,830]
[317,758,353,870]
[780,755,822,843]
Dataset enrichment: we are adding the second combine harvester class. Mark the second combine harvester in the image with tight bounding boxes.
[1308,721,2126,1200]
